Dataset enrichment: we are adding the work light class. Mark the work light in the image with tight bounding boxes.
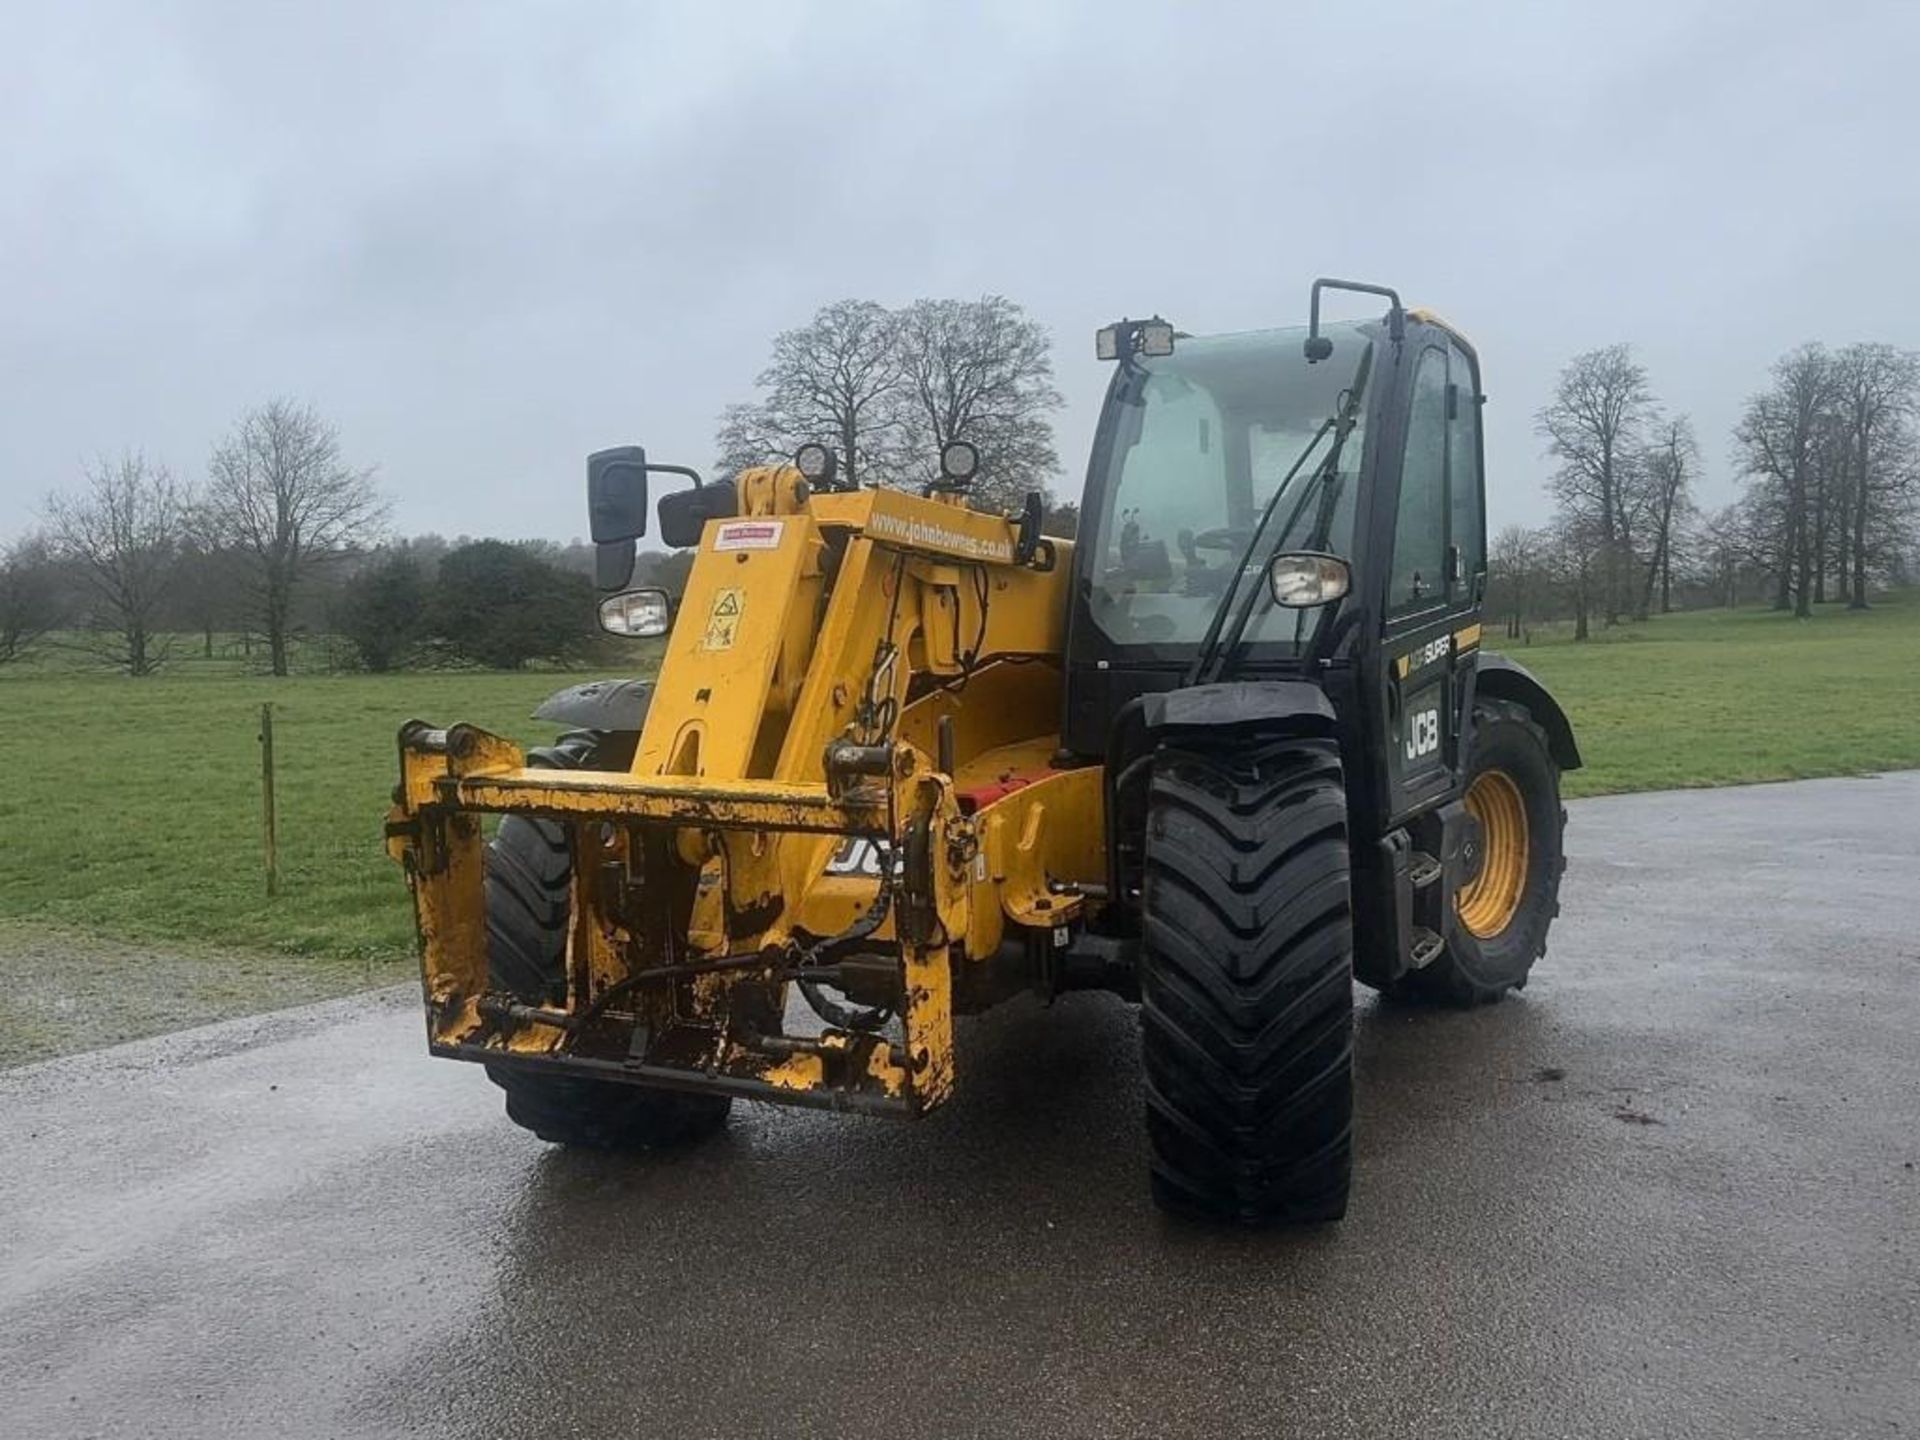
[1136,320,1175,356]
[1095,316,1176,362]
[939,440,980,485]
[793,443,837,488]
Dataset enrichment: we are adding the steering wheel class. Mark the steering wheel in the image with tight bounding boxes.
[1190,526,1255,552]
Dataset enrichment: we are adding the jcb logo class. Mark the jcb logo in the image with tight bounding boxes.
[1405,708,1440,761]
[823,837,894,878]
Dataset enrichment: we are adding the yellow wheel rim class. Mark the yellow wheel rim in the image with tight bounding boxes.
[1457,768,1530,939]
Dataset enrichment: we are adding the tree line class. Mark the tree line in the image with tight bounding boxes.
[0,487,691,675]
[1494,340,1918,640]
[2,293,1072,675]
[7,401,385,675]
[18,307,1901,673]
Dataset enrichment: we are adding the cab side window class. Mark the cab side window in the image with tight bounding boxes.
[1390,347,1448,611]
[1448,347,1485,596]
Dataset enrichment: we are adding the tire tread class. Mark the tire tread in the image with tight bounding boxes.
[1141,734,1355,1225]
[483,729,729,1150]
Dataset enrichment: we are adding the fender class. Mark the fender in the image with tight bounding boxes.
[531,677,653,733]
[1105,678,1338,770]
[1473,652,1582,771]
[1103,681,1339,914]
[1106,678,1338,771]
[1137,679,1337,736]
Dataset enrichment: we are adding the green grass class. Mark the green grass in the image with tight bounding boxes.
[0,666,645,964]
[0,596,1914,966]
[1507,590,1920,797]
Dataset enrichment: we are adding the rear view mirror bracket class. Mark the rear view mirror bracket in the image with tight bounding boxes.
[1305,277,1405,361]
[589,445,712,589]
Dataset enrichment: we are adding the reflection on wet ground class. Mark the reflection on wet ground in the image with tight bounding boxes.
[4,774,1917,1438]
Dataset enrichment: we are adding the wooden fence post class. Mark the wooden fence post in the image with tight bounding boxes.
[260,702,278,898]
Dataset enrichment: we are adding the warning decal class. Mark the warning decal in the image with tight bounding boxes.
[703,588,743,650]
[713,520,784,551]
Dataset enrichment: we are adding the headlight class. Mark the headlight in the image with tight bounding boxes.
[598,587,673,637]
[1266,552,1351,608]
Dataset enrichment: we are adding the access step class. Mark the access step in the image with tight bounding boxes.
[1409,925,1445,969]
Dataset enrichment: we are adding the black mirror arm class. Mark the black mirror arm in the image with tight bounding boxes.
[647,463,704,490]
[1305,277,1405,361]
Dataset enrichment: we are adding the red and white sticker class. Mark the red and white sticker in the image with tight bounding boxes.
[713,520,785,551]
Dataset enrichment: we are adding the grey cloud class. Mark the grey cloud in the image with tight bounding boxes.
[3,0,1916,543]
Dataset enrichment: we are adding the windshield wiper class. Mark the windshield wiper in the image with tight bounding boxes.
[1187,346,1373,685]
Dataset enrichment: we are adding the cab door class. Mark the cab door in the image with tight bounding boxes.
[1379,340,1484,822]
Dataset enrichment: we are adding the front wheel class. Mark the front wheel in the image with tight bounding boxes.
[1139,735,1355,1225]
[1394,698,1566,1006]
[484,729,730,1150]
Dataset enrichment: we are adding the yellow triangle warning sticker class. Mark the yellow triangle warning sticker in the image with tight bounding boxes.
[703,588,743,650]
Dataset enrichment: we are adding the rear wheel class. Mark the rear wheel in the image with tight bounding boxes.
[1140,735,1354,1225]
[484,730,731,1150]
[1393,698,1566,1006]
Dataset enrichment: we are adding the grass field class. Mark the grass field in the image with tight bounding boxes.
[0,666,643,973]
[0,595,1915,973]
[1512,590,1920,797]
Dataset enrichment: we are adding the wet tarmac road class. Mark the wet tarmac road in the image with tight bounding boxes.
[4,773,1917,1439]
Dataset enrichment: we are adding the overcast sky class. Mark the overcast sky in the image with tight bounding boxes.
[4,1,1916,547]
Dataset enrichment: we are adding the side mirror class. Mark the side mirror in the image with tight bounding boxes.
[588,446,650,543]
[658,479,739,550]
[595,538,636,591]
[586,443,708,589]
[1267,551,1351,607]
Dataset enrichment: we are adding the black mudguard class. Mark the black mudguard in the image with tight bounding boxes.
[1472,653,1581,770]
[1104,681,1340,923]
[1136,680,1337,735]
[531,678,653,733]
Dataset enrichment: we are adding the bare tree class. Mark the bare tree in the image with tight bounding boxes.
[1544,512,1606,641]
[889,296,1063,512]
[1733,344,1837,619]
[1636,417,1698,616]
[714,300,905,488]
[170,538,249,659]
[1488,524,1546,639]
[714,401,794,483]
[1811,405,1855,604]
[1697,504,1746,607]
[45,452,188,675]
[1830,343,1920,609]
[204,400,386,675]
[0,533,65,666]
[1538,345,1656,626]
[1700,494,1787,608]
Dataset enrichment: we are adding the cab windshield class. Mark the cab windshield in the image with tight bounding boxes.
[1086,321,1372,649]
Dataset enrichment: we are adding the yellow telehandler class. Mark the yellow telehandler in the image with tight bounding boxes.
[386,279,1579,1223]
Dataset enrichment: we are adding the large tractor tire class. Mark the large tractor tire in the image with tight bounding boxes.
[1140,735,1355,1226]
[1393,698,1566,1007]
[484,730,731,1150]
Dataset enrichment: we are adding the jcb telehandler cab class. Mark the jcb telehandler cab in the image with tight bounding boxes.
[387,279,1579,1224]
